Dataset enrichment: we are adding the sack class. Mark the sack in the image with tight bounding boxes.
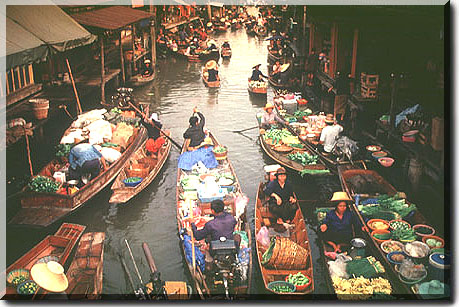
[100,147,122,163]
[111,122,134,149]
[256,226,270,248]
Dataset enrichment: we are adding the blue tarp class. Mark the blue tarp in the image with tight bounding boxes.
[395,104,420,127]
[182,234,205,272]
[177,146,218,171]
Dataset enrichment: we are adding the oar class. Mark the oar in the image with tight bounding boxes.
[125,239,144,285]
[127,101,182,150]
[188,200,196,276]
[231,125,258,133]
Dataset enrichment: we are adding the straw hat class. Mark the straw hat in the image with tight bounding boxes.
[205,60,217,70]
[30,261,68,293]
[264,102,274,110]
[149,113,158,122]
[144,59,151,64]
[252,63,262,69]
[325,114,334,124]
[207,39,216,47]
[280,63,290,73]
[275,167,287,176]
[330,191,352,202]
[220,17,226,22]
[207,22,212,27]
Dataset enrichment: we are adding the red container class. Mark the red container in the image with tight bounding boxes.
[285,275,312,292]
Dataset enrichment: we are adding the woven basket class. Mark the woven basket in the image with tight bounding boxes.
[126,163,149,178]
[265,237,308,269]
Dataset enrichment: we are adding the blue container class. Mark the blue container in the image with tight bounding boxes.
[387,251,408,265]
[429,253,450,284]
[123,177,143,187]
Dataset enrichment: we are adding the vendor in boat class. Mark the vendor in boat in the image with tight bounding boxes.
[142,59,153,77]
[319,114,343,153]
[264,167,297,227]
[271,60,282,82]
[68,142,107,186]
[250,64,268,82]
[206,39,218,51]
[222,41,231,49]
[139,113,165,157]
[205,60,219,82]
[319,191,359,250]
[183,107,206,150]
[261,102,284,129]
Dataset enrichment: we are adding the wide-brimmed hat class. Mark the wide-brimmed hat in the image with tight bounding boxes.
[30,261,68,293]
[325,114,334,124]
[207,22,212,27]
[207,39,217,47]
[252,63,262,69]
[144,59,151,64]
[275,167,287,176]
[280,63,290,72]
[330,191,352,202]
[206,60,217,70]
[264,102,274,110]
[149,113,159,122]
[220,17,226,22]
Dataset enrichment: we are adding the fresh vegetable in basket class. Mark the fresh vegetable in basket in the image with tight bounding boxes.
[124,177,142,183]
[287,272,309,286]
[287,152,319,165]
[425,238,443,248]
[270,284,294,293]
[17,280,38,294]
[213,146,227,153]
[28,176,60,193]
[373,232,391,240]
[346,256,385,278]
[389,220,410,230]
[390,228,416,242]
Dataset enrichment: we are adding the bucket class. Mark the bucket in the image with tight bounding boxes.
[429,253,450,284]
[350,238,366,259]
[29,98,49,120]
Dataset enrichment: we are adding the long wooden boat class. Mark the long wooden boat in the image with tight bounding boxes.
[268,76,287,89]
[221,47,232,59]
[199,49,220,62]
[254,182,314,296]
[201,67,221,88]
[10,112,147,227]
[311,200,409,299]
[66,232,105,299]
[248,78,267,95]
[129,73,155,87]
[176,132,252,299]
[5,223,85,298]
[109,130,172,204]
[338,166,429,298]
[258,119,328,174]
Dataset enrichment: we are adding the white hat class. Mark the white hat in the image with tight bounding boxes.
[149,113,159,122]
[144,59,151,64]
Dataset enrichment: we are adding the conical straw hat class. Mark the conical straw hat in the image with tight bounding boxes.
[205,60,217,70]
[30,261,68,293]
[330,191,352,202]
[280,63,290,72]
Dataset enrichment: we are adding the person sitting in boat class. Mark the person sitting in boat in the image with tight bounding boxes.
[206,39,218,51]
[192,199,237,242]
[169,40,179,52]
[183,107,206,150]
[68,142,107,187]
[139,112,165,157]
[205,60,219,82]
[142,59,153,77]
[250,64,268,82]
[271,60,282,82]
[319,191,359,251]
[264,167,297,228]
[222,41,231,49]
[261,102,284,129]
[319,114,343,154]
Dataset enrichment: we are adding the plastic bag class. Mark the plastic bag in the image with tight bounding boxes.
[328,253,352,279]
[100,147,121,163]
[85,119,112,145]
[256,226,270,248]
[234,194,249,219]
[399,258,426,280]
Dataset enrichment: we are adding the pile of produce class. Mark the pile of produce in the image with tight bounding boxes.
[213,146,227,154]
[293,109,312,118]
[269,283,295,293]
[381,241,403,253]
[404,242,429,258]
[332,276,392,300]
[390,227,416,242]
[373,232,391,241]
[389,220,410,231]
[28,176,61,193]
[287,152,319,165]
[249,80,267,88]
[263,128,294,145]
[389,253,406,262]
[55,144,72,157]
[346,256,385,278]
[425,238,443,248]
[16,280,38,295]
[359,194,416,219]
[286,272,309,287]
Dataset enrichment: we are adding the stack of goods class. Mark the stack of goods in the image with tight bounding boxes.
[331,276,392,300]
[287,152,319,166]
[358,194,417,220]
[261,237,309,270]
[346,256,386,278]
[110,87,134,108]
[249,80,267,88]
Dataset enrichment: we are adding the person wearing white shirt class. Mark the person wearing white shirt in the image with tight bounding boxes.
[319,114,343,153]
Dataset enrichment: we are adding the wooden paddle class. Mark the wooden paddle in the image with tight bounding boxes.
[127,101,182,150]
[231,125,258,133]
[188,199,196,276]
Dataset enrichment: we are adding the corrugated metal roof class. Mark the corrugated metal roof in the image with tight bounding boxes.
[71,6,153,31]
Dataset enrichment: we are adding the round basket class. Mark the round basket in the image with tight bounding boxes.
[389,220,411,231]
[367,219,390,231]
[29,99,49,120]
[264,237,309,269]
[212,146,228,160]
[387,251,408,265]
[372,151,387,159]
[371,229,392,244]
[267,281,296,294]
[123,177,143,187]
[366,145,382,152]
[412,224,435,238]
[16,280,38,295]
[285,275,312,292]
[404,241,430,259]
[272,145,293,153]
[7,269,30,286]
[422,235,444,249]
[381,240,404,254]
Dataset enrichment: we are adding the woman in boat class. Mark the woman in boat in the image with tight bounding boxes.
[68,142,107,186]
[319,191,359,251]
[271,60,282,82]
[261,102,284,129]
[205,60,219,82]
[183,107,206,150]
[264,167,297,227]
[142,59,153,77]
[139,112,165,157]
[250,64,268,82]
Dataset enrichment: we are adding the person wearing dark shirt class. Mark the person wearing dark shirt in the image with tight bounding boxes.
[191,199,236,242]
[140,113,165,156]
[250,64,268,81]
[306,49,319,86]
[204,60,219,82]
[264,167,297,226]
[183,107,206,149]
[222,41,230,48]
[320,191,358,250]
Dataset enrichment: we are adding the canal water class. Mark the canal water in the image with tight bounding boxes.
[6,28,444,299]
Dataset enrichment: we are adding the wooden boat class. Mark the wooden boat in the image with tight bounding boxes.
[268,76,288,89]
[10,111,147,227]
[312,201,410,299]
[254,182,314,296]
[109,130,172,204]
[201,67,221,88]
[129,73,155,87]
[176,132,252,299]
[66,232,105,299]
[199,49,220,62]
[338,166,429,298]
[248,78,267,95]
[221,47,232,59]
[5,223,85,298]
[267,48,282,64]
[214,24,228,33]
[258,118,328,174]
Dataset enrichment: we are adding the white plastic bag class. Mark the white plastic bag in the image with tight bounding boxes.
[234,194,249,219]
[100,147,121,163]
[256,226,270,248]
[328,253,352,279]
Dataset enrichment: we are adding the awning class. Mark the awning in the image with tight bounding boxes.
[5,5,96,70]
[71,6,153,31]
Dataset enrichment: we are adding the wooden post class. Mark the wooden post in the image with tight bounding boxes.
[28,64,34,84]
[119,32,125,84]
[100,35,106,104]
[330,22,338,78]
[150,4,157,67]
[207,4,212,21]
[24,127,33,177]
[66,58,83,114]
[389,73,397,130]
[132,25,136,74]
[350,28,359,94]
[303,6,307,55]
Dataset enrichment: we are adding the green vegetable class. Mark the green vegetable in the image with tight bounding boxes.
[287,272,309,286]
[373,233,391,240]
[360,194,416,219]
[299,169,330,177]
[28,176,60,193]
[415,226,433,235]
[390,228,416,241]
[287,152,319,165]
[125,177,141,183]
[389,220,410,230]
[346,256,385,278]
[55,144,72,157]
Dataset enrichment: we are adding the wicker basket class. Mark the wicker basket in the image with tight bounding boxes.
[126,163,149,178]
[265,237,308,269]
[29,98,49,120]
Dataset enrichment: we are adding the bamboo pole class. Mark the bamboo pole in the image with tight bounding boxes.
[66,58,83,115]
[350,28,359,94]
[132,25,136,75]
[120,32,126,84]
[24,127,33,177]
[150,3,157,67]
[100,36,106,104]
